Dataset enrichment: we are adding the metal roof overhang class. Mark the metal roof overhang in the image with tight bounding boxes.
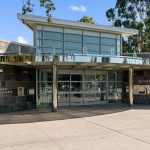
[1,61,149,71]
[17,13,138,36]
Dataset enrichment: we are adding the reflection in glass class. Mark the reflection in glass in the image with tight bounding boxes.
[58,82,70,92]
[84,82,95,92]
[95,82,106,92]
[37,94,52,108]
[58,93,70,106]
[84,75,95,81]
[70,94,83,106]
[108,81,122,103]
[37,70,52,108]
[96,74,106,81]
[71,82,82,92]
[84,93,95,104]
[58,74,70,81]
[71,75,82,81]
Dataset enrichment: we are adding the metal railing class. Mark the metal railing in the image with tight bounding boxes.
[0,53,149,66]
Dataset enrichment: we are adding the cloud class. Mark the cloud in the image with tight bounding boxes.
[17,36,28,44]
[69,5,87,12]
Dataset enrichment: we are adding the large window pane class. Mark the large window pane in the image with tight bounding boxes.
[43,40,63,48]
[58,82,70,92]
[44,31,63,40]
[43,48,63,54]
[95,82,106,92]
[108,82,116,93]
[84,75,95,81]
[117,39,121,46]
[101,38,116,45]
[71,75,82,81]
[108,72,116,81]
[84,93,95,103]
[71,82,82,92]
[58,74,70,81]
[84,43,99,51]
[84,82,95,92]
[65,42,82,50]
[84,35,99,44]
[65,33,82,42]
[117,73,122,81]
[58,93,70,106]
[70,94,83,106]
[101,45,116,55]
[64,50,82,54]
[37,39,43,47]
[88,51,99,54]
[37,30,43,39]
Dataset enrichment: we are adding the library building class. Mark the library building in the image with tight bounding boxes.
[0,13,149,113]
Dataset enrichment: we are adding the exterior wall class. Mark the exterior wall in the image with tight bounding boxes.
[36,25,121,56]
[122,70,150,104]
[0,66,36,113]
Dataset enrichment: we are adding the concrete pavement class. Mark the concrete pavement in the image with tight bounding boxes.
[0,106,150,150]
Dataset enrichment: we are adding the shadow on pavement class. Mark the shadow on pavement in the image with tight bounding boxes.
[0,105,149,125]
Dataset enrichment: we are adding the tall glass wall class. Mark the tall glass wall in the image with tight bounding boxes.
[36,70,52,108]
[57,71,122,106]
[36,70,122,108]
[36,27,121,56]
[108,72,122,103]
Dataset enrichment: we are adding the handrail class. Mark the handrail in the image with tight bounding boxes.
[0,53,149,66]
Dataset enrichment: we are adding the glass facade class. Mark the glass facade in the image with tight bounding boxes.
[37,70,122,108]
[35,26,126,109]
[36,70,52,108]
[36,27,121,56]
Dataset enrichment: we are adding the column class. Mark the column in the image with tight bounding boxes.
[52,65,58,112]
[129,68,133,106]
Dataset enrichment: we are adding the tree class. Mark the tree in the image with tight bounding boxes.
[79,16,95,24]
[22,0,56,22]
[106,0,150,53]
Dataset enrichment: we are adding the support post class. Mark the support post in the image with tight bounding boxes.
[52,65,57,112]
[129,68,133,106]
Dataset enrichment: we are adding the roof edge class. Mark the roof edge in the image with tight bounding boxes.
[17,13,138,36]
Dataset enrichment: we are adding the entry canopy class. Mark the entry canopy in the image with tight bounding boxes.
[17,13,138,37]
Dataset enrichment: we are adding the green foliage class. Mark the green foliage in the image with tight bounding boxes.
[22,0,34,15]
[79,16,95,24]
[40,0,56,22]
[22,0,56,22]
[106,0,150,53]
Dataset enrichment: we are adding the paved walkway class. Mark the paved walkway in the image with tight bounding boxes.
[0,106,150,150]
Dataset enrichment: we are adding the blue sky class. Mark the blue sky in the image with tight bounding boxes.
[0,0,116,45]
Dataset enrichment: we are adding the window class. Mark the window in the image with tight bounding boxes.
[101,45,116,55]
[65,42,82,50]
[37,30,43,39]
[44,31,63,41]
[43,40,63,48]
[64,50,82,54]
[65,34,82,43]
[84,35,99,44]
[101,38,116,46]
[84,43,99,51]
[43,48,63,54]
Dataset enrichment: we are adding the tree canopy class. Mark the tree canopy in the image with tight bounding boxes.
[22,0,55,22]
[106,0,150,53]
[79,16,95,24]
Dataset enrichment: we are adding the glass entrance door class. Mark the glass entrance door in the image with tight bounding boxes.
[36,70,52,108]
[58,72,107,106]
